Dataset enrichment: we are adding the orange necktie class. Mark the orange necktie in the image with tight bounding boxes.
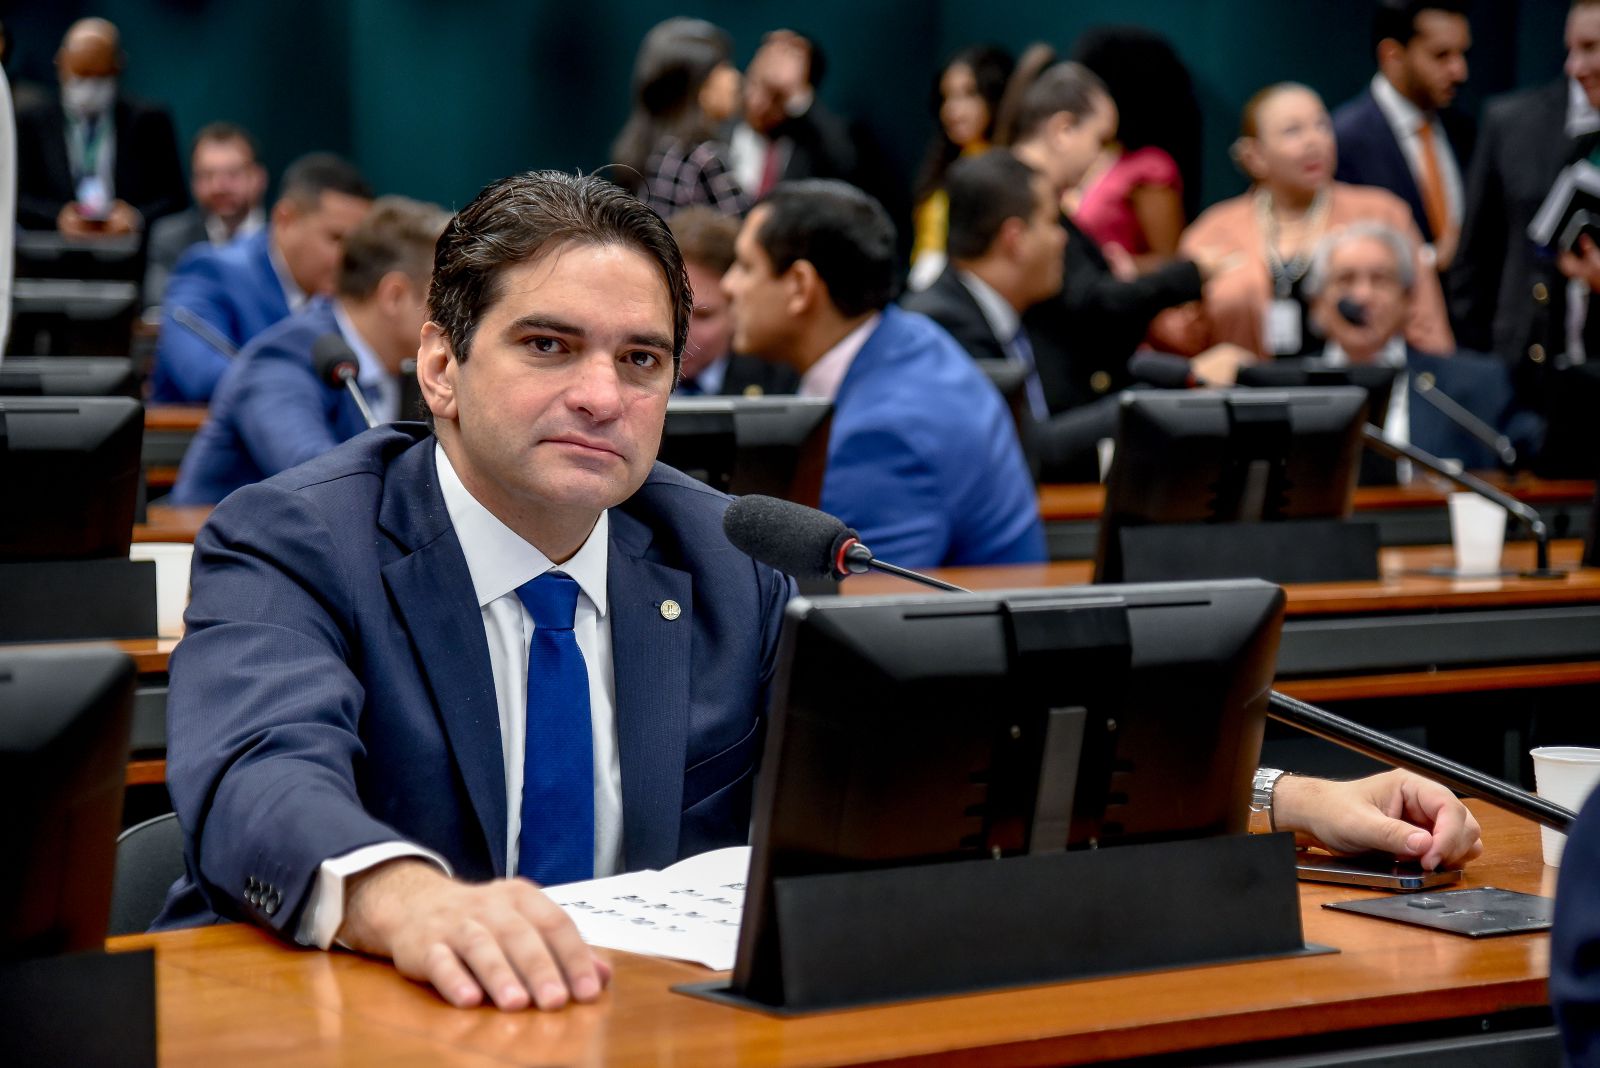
[1415,122,1451,243]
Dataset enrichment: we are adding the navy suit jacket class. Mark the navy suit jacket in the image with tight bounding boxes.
[169,300,371,505]
[822,305,1045,568]
[151,229,293,403]
[156,425,793,935]
[1405,346,1541,471]
[1333,87,1475,246]
[1554,789,1600,1064]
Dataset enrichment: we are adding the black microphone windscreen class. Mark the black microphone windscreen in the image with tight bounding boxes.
[1336,298,1369,327]
[722,494,857,579]
[312,334,359,387]
[1127,352,1197,389]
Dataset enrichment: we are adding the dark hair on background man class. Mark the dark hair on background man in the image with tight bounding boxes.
[753,180,897,318]
[668,206,739,275]
[945,151,1040,261]
[337,196,452,300]
[1373,0,1470,52]
[429,170,691,375]
[277,152,372,208]
[191,121,260,162]
[994,46,1109,146]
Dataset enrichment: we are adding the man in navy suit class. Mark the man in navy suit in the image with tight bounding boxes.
[150,152,372,403]
[1554,789,1600,1063]
[160,171,793,1011]
[169,196,450,505]
[1305,222,1540,470]
[1333,0,1474,271]
[722,179,1047,568]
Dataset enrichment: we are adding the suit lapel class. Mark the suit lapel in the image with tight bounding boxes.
[608,506,693,870]
[1364,92,1429,240]
[377,440,508,875]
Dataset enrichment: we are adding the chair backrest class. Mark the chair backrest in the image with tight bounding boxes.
[109,813,185,936]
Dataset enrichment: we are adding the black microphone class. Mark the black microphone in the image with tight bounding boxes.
[1413,372,1518,469]
[312,334,378,430]
[721,495,968,592]
[1336,298,1368,327]
[723,495,1576,831]
[1127,352,1208,390]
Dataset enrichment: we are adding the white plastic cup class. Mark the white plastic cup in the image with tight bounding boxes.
[1448,492,1507,575]
[128,542,194,638]
[1531,746,1600,866]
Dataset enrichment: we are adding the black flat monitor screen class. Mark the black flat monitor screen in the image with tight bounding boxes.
[1094,387,1368,583]
[733,578,1284,1004]
[1238,360,1399,484]
[0,357,138,398]
[0,397,143,560]
[0,648,135,959]
[659,397,832,507]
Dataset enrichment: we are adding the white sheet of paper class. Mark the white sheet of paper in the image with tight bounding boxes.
[545,846,751,971]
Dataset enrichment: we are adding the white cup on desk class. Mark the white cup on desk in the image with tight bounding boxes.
[1531,746,1600,866]
[128,542,194,638]
[1447,492,1507,575]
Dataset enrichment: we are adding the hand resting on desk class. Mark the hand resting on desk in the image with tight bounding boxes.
[1274,770,1485,871]
[339,858,613,1012]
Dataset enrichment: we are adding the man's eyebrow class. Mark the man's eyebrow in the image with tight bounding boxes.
[503,316,672,353]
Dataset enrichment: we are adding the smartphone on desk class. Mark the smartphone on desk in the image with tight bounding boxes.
[1295,851,1463,891]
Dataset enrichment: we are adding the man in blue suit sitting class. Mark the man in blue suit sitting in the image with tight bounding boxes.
[169,196,450,504]
[159,171,1485,1014]
[149,152,372,402]
[1304,221,1540,470]
[722,179,1047,569]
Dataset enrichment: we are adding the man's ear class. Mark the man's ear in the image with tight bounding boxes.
[784,259,823,317]
[416,321,458,423]
[997,216,1029,262]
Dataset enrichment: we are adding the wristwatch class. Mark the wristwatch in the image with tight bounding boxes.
[1250,767,1289,830]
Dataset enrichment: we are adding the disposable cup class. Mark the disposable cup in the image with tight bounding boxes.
[128,542,194,639]
[1531,746,1600,866]
[1448,492,1507,575]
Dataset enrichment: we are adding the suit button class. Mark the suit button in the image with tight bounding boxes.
[1090,371,1112,393]
[1530,344,1547,364]
[263,898,278,917]
[1533,282,1550,305]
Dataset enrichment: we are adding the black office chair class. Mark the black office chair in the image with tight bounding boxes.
[109,812,185,936]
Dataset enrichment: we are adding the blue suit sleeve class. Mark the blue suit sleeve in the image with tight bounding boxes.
[234,357,344,478]
[821,426,951,570]
[1555,791,1600,1063]
[165,486,414,935]
[152,249,242,403]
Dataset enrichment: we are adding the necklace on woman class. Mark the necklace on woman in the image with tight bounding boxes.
[1256,185,1331,299]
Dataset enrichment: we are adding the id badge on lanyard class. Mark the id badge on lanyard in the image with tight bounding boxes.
[1265,298,1302,355]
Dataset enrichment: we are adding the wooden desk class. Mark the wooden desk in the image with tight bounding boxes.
[134,504,212,544]
[109,802,1552,1066]
[1037,475,1595,558]
[143,404,208,495]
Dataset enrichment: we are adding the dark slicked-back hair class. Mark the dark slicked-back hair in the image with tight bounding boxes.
[945,151,1041,261]
[429,170,691,376]
[1373,0,1469,51]
[753,180,898,318]
[277,151,372,209]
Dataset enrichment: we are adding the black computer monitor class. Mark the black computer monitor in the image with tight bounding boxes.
[0,397,143,560]
[0,357,139,398]
[731,578,1285,1005]
[1238,360,1399,484]
[1093,387,1371,584]
[0,647,135,959]
[659,397,832,507]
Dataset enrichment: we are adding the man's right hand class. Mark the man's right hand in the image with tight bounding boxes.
[338,858,611,1011]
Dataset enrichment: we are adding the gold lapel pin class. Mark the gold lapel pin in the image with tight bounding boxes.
[659,599,682,621]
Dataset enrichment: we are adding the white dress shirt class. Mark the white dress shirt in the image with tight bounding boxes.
[267,237,309,313]
[331,300,401,423]
[1324,335,1411,478]
[204,205,264,248]
[1369,73,1463,237]
[798,313,881,401]
[295,444,625,948]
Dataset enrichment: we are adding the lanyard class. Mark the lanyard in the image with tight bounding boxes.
[1257,187,1329,299]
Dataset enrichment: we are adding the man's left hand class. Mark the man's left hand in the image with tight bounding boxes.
[1559,234,1600,294]
[1271,769,1484,871]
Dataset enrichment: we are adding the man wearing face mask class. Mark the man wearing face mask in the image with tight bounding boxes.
[12,17,186,236]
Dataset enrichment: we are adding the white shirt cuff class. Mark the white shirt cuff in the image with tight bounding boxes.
[293,841,453,949]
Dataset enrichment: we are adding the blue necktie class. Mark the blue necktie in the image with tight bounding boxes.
[513,572,594,886]
[1010,328,1051,422]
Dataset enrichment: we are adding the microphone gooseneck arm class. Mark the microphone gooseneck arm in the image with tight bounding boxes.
[1361,425,1555,575]
[339,369,379,430]
[1267,690,1576,831]
[1413,374,1518,468]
